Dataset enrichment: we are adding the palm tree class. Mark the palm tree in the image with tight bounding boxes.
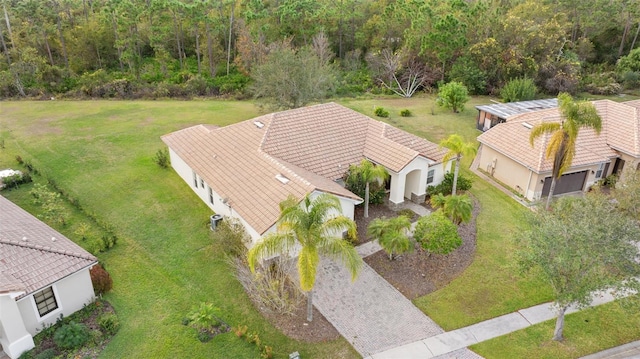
[440,134,477,195]
[529,93,602,210]
[351,159,389,218]
[430,193,473,225]
[367,215,413,260]
[247,193,362,322]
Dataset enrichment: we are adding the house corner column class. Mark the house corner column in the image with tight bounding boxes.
[0,294,35,359]
[388,171,406,209]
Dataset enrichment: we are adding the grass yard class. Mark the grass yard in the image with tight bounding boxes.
[1,95,639,358]
[470,300,640,359]
[0,101,356,359]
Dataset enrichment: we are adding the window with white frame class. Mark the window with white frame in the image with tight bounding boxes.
[595,163,605,178]
[34,286,58,317]
[426,169,435,185]
[200,178,204,188]
[208,186,214,204]
[193,171,198,187]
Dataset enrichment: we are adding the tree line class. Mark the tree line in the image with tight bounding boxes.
[1,0,640,102]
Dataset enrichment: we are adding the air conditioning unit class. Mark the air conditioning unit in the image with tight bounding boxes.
[210,214,223,230]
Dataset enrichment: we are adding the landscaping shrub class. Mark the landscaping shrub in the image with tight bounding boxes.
[211,217,250,257]
[30,183,68,225]
[500,77,537,102]
[186,302,229,342]
[232,256,303,315]
[400,109,412,117]
[34,349,56,359]
[211,72,250,95]
[427,172,473,197]
[53,321,90,350]
[413,210,462,255]
[154,148,170,168]
[344,168,386,205]
[1,172,32,189]
[97,313,120,336]
[100,234,117,251]
[90,264,113,296]
[374,107,389,117]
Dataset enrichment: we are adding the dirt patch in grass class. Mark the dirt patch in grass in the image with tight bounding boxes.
[364,199,480,299]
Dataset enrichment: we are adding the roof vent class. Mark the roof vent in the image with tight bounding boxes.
[522,122,533,129]
[254,121,265,129]
[22,236,27,241]
[275,174,290,184]
[51,237,56,242]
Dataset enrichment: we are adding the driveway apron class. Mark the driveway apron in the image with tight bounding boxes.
[310,257,442,357]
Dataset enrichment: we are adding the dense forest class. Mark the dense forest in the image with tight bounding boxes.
[1,0,640,102]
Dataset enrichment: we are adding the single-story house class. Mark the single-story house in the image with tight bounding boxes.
[162,102,450,244]
[474,99,640,201]
[475,98,558,131]
[0,195,97,359]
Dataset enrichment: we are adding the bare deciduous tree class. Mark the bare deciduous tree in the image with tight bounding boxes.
[366,49,436,98]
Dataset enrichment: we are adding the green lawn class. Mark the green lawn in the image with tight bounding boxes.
[471,300,640,359]
[0,101,357,359]
[1,97,638,359]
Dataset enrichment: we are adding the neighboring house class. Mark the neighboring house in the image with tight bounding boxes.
[0,195,97,359]
[474,99,640,201]
[162,102,450,244]
[475,98,558,131]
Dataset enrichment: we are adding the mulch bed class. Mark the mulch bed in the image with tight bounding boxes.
[364,198,480,299]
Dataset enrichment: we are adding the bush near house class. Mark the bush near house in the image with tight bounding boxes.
[427,172,473,197]
[17,299,118,359]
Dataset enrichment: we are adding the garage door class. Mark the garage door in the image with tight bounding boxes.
[542,170,588,197]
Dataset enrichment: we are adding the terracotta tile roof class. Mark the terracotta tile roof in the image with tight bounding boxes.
[0,195,97,299]
[478,99,640,173]
[162,103,443,235]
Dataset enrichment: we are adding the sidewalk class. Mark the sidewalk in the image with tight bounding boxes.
[580,340,640,359]
[368,289,620,358]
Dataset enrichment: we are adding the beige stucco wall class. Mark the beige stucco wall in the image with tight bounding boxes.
[17,267,95,336]
[479,144,611,200]
[477,145,535,198]
[388,156,451,205]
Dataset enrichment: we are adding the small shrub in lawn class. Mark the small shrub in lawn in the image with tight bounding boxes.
[261,345,273,359]
[100,234,117,251]
[233,324,248,338]
[154,148,170,168]
[15,155,24,164]
[97,313,120,336]
[374,107,389,117]
[186,302,230,342]
[90,264,113,296]
[400,109,412,117]
[53,321,90,350]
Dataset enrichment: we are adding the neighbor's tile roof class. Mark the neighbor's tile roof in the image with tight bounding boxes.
[162,103,445,235]
[0,195,97,298]
[477,99,640,173]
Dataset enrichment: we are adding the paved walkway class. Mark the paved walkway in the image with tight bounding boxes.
[369,289,623,358]
[580,340,640,359]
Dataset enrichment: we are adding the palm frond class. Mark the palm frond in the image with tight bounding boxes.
[247,231,296,273]
[318,239,362,281]
[529,122,560,146]
[298,246,320,291]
